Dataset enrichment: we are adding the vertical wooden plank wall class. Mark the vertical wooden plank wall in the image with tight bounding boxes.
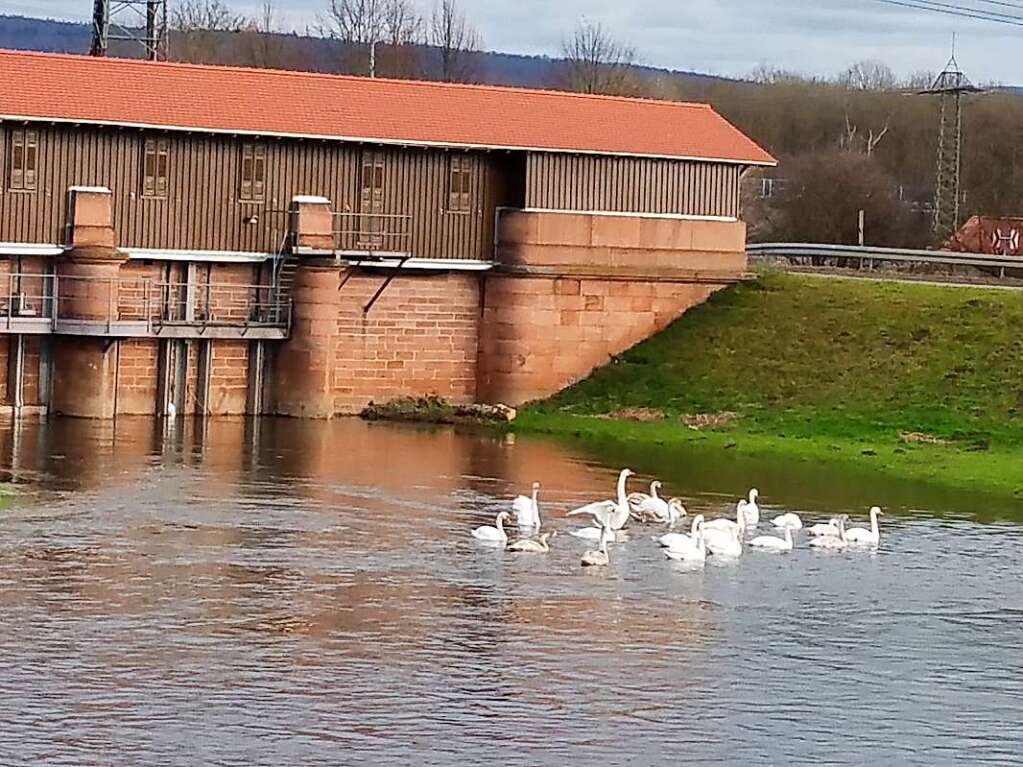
[0,122,518,261]
[524,152,743,218]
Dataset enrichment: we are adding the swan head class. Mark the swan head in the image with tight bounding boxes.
[691,514,705,530]
[667,498,687,518]
[870,506,883,516]
[651,480,662,491]
[621,468,635,478]
[748,488,759,502]
[532,481,541,492]
[497,511,512,523]
[540,531,556,544]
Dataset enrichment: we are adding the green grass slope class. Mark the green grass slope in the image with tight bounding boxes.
[520,271,1023,495]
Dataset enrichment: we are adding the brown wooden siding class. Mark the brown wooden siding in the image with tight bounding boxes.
[525,152,742,218]
[0,121,520,261]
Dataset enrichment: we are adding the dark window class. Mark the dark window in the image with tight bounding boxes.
[8,128,38,192]
[448,155,472,212]
[240,144,266,202]
[143,137,169,198]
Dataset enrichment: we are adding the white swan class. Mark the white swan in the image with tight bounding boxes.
[658,515,704,551]
[741,489,760,526]
[771,512,803,530]
[705,525,742,558]
[512,481,541,528]
[567,468,634,531]
[845,506,884,545]
[507,531,556,553]
[628,481,674,523]
[809,515,849,550]
[702,502,746,536]
[665,528,706,563]
[807,517,841,537]
[471,511,512,544]
[750,526,794,551]
[581,526,612,567]
[569,523,618,543]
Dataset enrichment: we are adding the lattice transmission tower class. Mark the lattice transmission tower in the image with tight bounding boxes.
[918,54,981,243]
[90,0,168,61]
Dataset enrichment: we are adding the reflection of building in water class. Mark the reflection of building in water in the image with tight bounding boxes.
[0,51,772,419]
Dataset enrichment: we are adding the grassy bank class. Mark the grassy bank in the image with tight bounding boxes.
[518,271,1023,498]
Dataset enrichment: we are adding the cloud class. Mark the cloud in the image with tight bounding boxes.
[15,0,1023,83]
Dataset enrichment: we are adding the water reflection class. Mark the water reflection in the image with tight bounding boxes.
[0,416,1021,765]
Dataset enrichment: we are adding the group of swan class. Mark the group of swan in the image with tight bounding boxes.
[471,470,885,568]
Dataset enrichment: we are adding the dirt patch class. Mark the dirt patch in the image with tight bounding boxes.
[362,396,516,425]
[602,407,667,422]
[899,432,954,446]
[682,412,740,430]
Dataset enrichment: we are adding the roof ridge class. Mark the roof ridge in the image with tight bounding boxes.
[0,48,713,111]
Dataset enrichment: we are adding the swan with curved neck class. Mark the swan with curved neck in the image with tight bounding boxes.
[809,515,850,549]
[750,525,794,551]
[807,516,841,537]
[567,468,635,531]
[705,525,742,558]
[741,489,760,526]
[471,511,512,544]
[845,507,884,545]
[512,482,542,528]
[666,526,706,563]
[659,514,704,551]
[771,512,803,530]
[581,525,612,567]
[702,502,747,536]
[507,531,556,553]
[628,480,674,523]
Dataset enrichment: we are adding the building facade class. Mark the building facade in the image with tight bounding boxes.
[0,50,774,418]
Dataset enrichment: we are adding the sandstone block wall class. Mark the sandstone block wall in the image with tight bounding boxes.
[476,209,747,405]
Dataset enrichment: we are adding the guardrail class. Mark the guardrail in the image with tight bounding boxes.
[747,242,1023,276]
[333,212,413,256]
[0,272,290,336]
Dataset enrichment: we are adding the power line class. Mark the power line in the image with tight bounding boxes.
[872,0,1023,25]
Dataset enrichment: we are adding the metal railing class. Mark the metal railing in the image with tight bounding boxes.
[0,272,290,335]
[0,272,56,329]
[747,242,1023,277]
[332,212,413,256]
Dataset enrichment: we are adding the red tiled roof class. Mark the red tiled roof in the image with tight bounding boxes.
[0,50,776,166]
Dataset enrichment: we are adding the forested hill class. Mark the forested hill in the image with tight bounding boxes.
[0,14,729,89]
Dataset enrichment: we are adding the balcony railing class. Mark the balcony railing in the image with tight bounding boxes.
[0,273,290,338]
[332,212,413,257]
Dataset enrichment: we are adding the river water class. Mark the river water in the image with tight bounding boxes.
[0,417,1021,765]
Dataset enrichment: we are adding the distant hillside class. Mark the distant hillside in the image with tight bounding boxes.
[0,13,734,89]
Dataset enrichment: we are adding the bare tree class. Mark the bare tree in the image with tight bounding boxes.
[559,19,640,96]
[838,60,898,91]
[236,2,295,70]
[170,0,245,64]
[318,0,423,77]
[428,0,482,83]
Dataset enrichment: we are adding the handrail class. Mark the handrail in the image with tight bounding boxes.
[332,212,413,255]
[747,242,1023,271]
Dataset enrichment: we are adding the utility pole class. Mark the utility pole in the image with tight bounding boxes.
[90,0,168,61]
[918,47,980,243]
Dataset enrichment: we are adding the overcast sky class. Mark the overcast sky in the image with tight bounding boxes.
[10,0,1023,83]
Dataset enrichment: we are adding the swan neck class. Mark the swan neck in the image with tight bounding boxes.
[617,472,629,505]
[496,514,506,535]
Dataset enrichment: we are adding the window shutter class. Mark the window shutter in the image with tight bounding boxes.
[240,145,253,201]
[156,139,169,197]
[10,130,24,191]
[24,130,37,191]
[253,145,266,201]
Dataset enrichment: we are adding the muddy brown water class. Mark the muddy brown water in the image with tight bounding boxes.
[0,417,1021,765]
